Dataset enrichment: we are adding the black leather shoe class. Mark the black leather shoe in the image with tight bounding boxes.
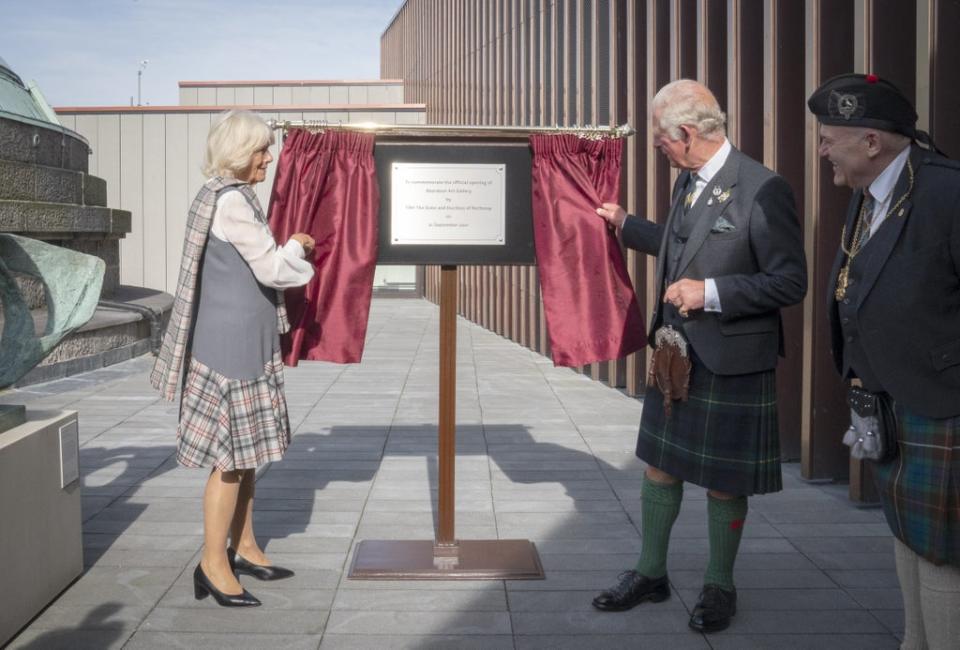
[228,547,295,581]
[193,564,261,607]
[688,584,736,633]
[592,570,671,611]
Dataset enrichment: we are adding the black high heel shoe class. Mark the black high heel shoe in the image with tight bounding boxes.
[193,564,261,607]
[228,547,295,581]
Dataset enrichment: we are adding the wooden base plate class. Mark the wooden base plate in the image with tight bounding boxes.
[348,539,544,580]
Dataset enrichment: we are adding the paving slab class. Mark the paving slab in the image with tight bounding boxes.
[2,298,904,648]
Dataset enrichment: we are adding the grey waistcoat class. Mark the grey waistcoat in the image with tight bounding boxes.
[661,209,696,329]
[838,243,884,392]
[191,192,280,380]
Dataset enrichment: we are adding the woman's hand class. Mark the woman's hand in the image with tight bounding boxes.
[290,233,315,256]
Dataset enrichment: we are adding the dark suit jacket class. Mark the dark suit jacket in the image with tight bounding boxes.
[828,145,960,418]
[621,147,807,375]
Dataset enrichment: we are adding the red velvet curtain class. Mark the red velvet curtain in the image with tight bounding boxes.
[529,134,646,367]
[267,129,379,365]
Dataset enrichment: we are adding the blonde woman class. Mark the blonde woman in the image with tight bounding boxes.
[151,110,315,606]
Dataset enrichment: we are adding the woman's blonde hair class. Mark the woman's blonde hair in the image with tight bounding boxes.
[202,110,275,178]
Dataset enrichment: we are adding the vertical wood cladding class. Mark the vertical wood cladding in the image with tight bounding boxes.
[380,0,957,489]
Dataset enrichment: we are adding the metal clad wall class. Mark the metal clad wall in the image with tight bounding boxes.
[197,87,216,105]
[57,104,424,294]
[164,113,189,292]
[765,0,807,462]
[142,114,166,291]
[380,0,960,489]
[119,113,143,286]
[179,82,405,106]
[801,0,855,483]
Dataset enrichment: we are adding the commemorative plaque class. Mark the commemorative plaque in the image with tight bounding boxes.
[374,140,535,265]
[391,163,506,246]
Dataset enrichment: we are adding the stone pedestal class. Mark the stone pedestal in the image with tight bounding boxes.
[0,410,83,646]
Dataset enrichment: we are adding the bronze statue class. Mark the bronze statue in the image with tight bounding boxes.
[0,234,103,389]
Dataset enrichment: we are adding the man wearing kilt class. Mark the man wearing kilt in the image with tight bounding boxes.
[592,79,807,633]
[809,73,960,649]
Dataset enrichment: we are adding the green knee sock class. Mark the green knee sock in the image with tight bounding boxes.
[704,495,748,590]
[634,476,683,578]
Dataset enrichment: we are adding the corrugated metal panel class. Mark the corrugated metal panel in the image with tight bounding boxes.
[163,113,190,292]
[142,113,167,290]
[119,113,144,286]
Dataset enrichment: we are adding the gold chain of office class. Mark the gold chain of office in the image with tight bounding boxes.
[835,159,914,301]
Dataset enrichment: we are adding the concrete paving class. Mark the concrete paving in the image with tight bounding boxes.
[2,298,902,649]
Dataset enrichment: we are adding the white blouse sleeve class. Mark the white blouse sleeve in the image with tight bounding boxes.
[210,191,314,289]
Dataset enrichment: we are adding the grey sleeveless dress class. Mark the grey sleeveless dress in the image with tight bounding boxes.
[176,187,291,470]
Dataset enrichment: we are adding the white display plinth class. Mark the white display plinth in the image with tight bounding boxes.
[0,410,83,646]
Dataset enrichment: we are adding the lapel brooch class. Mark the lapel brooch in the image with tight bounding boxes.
[707,186,731,206]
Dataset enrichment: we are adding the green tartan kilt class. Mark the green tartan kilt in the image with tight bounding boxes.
[872,405,960,567]
[637,357,782,496]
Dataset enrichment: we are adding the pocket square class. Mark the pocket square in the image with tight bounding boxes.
[710,216,736,233]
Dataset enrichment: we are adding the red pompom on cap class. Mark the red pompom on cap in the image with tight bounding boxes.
[866,73,879,83]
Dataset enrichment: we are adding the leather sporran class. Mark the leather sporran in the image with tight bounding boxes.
[647,326,692,417]
[842,386,899,462]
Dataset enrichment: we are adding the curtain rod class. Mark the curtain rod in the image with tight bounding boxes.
[266,120,635,140]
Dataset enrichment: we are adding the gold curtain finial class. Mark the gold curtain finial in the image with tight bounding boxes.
[265,120,635,140]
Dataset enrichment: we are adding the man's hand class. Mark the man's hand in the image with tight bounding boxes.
[596,203,627,229]
[663,279,705,317]
[290,233,316,256]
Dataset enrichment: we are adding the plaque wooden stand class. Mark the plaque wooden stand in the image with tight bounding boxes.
[348,265,544,580]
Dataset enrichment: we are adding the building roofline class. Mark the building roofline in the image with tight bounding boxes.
[53,103,425,114]
[382,1,407,38]
[177,79,404,88]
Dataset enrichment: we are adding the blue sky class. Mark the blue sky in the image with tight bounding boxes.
[3,0,405,107]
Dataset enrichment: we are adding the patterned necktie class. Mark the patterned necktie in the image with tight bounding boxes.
[682,174,699,213]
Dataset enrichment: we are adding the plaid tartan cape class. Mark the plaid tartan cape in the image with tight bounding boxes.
[151,177,290,401]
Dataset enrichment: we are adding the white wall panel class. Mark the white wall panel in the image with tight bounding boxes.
[187,114,211,198]
[97,115,121,208]
[119,113,144,285]
[291,86,310,104]
[164,114,189,292]
[142,114,167,291]
[273,86,293,105]
[235,86,254,104]
[74,115,99,176]
[348,86,370,103]
[254,87,274,105]
[215,87,237,105]
[179,87,198,105]
[197,87,217,105]
[309,86,331,104]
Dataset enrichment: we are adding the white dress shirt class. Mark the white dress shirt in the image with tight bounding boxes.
[865,145,910,237]
[688,138,732,312]
[210,190,314,289]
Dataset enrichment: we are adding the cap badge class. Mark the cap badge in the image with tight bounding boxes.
[837,94,858,119]
[828,90,864,121]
